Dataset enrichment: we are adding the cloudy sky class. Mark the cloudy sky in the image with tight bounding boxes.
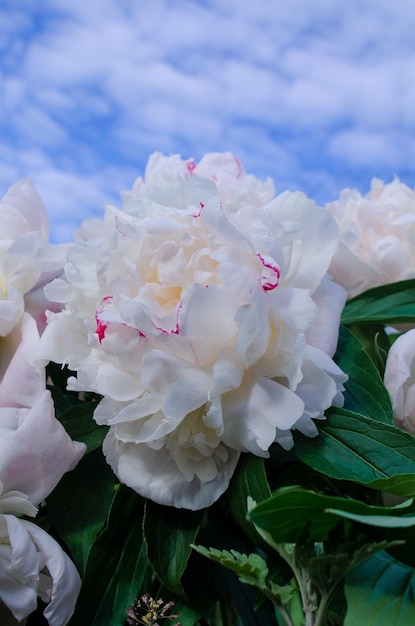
[2,0,415,242]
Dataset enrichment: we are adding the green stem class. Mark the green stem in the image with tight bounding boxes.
[276,605,295,626]
[272,545,318,626]
[313,592,331,626]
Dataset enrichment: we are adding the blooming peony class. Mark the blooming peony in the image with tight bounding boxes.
[0,180,66,336]
[0,485,82,626]
[38,152,347,510]
[384,329,415,435]
[0,312,85,624]
[326,177,415,298]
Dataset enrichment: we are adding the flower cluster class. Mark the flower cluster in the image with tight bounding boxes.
[38,152,347,510]
[325,175,415,438]
[327,177,415,298]
[0,182,85,625]
[7,153,415,625]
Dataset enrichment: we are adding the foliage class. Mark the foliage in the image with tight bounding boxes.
[25,280,415,625]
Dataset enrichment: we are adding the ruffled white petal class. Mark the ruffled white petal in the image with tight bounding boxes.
[0,180,66,336]
[39,152,346,509]
[327,177,415,297]
[0,513,81,626]
[103,428,240,510]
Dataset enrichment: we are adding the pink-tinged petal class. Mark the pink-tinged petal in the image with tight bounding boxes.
[24,279,64,336]
[22,521,81,626]
[0,314,45,408]
[103,429,240,510]
[0,390,85,505]
[0,295,23,338]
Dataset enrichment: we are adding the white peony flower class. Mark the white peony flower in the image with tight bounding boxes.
[327,177,415,298]
[0,312,85,624]
[384,329,415,435]
[0,180,66,336]
[0,484,82,626]
[39,152,347,510]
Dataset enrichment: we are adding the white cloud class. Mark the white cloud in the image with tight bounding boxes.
[1,0,415,240]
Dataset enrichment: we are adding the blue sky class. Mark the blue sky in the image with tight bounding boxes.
[2,0,415,242]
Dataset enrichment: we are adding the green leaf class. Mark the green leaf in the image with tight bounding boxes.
[248,486,415,544]
[326,508,415,528]
[192,545,294,619]
[334,326,393,424]
[191,546,269,590]
[58,402,108,453]
[143,500,203,598]
[228,454,271,546]
[47,448,115,573]
[295,409,415,497]
[345,551,415,625]
[69,485,152,626]
[342,279,415,325]
[307,540,404,597]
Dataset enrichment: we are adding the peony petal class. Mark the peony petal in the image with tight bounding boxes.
[0,515,39,622]
[221,373,305,455]
[0,390,85,505]
[0,314,45,408]
[305,276,347,357]
[22,521,81,626]
[384,329,415,433]
[103,428,240,510]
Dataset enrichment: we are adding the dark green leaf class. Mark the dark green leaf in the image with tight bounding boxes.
[334,326,393,424]
[345,551,415,625]
[47,448,115,573]
[228,454,271,546]
[58,402,108,453]
[248,486,415,544]
[69,485,152,626]
[295,409,415,497]
[342,279,415,325]
[143,500,203,598]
